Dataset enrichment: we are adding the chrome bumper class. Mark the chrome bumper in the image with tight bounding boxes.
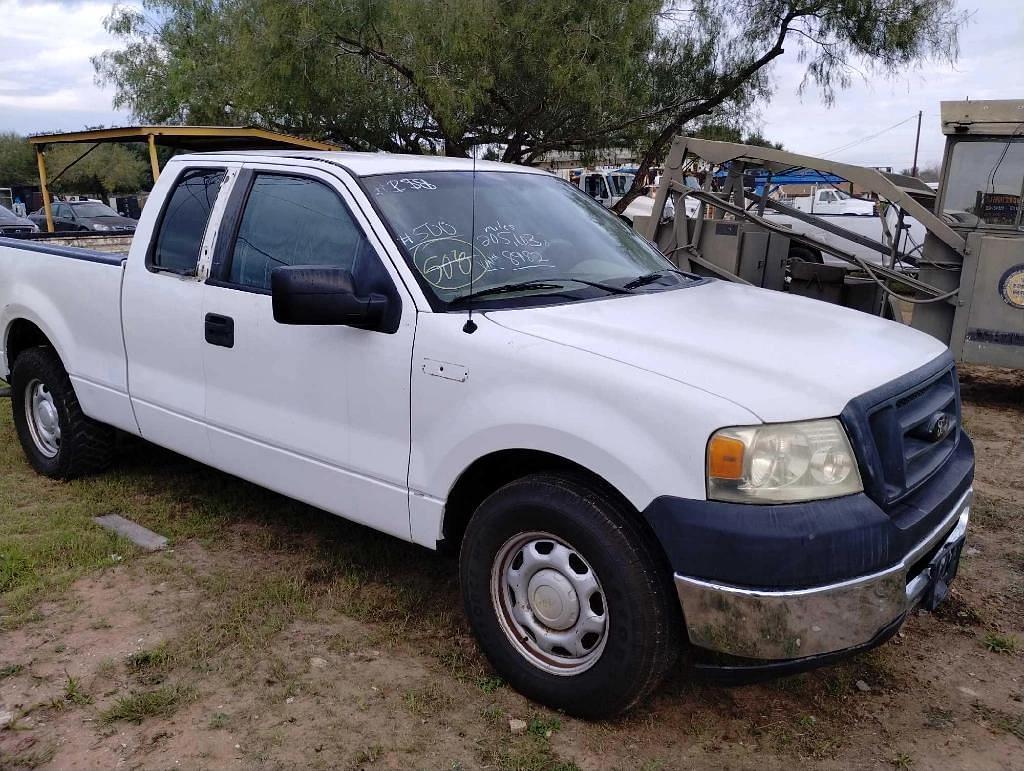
[674,488,972,660]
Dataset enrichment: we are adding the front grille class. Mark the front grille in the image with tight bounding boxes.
[864,363,959,504]
[0,226,34,235]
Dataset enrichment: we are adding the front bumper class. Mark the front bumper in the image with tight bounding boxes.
[674,487,971,661]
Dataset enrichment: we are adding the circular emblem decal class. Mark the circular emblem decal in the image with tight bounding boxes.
[1000,264,1024,309]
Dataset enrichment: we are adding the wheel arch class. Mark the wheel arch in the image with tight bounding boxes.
[439,449,670,571]
[3,317,58,376]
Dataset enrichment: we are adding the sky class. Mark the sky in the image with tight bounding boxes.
[0,0,1021,172]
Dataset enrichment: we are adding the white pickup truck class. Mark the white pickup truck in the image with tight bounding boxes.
[763,187,926,268]
[0,151,974,718]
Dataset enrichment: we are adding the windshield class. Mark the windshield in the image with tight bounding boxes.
[942,138,1024,227]
[72,202,121,218]
[608,173,634,196]
[0,206,23,223]
[369,171,678,307]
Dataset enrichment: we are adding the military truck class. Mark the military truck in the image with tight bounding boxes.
[635,99,1024,370]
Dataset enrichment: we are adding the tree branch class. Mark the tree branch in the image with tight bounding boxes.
[332,30,469,156]
[612,7,808,213]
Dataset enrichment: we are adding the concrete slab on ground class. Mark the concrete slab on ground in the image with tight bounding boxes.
[94,514,168,551]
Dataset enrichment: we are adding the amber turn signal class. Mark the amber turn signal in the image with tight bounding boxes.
[708,435,745,480]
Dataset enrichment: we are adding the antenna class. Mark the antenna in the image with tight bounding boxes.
[462,144,479,334]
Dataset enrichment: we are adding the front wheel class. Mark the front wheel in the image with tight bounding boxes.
[460,474,681,718]
[10,346,115,479]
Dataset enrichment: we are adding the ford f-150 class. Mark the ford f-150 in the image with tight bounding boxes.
[0,151,974,717]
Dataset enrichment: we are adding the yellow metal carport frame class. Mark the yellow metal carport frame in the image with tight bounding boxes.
[28,125,341,232]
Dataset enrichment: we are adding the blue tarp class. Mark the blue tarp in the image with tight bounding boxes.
[714,166,848,196]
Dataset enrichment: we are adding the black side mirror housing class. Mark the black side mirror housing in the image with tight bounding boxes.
[271,266,388,329]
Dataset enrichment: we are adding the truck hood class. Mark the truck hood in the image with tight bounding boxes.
[485,280,948,423]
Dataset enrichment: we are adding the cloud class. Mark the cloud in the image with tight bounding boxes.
[757,0,1024,170]
[0,0,135,134]
[1,0,1020,171]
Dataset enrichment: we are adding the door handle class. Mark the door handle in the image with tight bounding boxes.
[204,313,234,348]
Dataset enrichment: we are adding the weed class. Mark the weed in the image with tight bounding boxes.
[481,704,504,725]
[973,702,1024,741]
[100,684,194,724]
[63,672,93,705]
[354,743,384,764]
[0,663,24,679]
[923,705,955,729]
[983,632,1019,654]
[403,683,454,717]
[477,675,503,694]
[1,741,56,769]
[892,752,913,769]
[208,711,230,729]
[127,642,173,684]
[527,716,561,739]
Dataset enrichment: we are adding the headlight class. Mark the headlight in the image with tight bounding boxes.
[707,418,862,503]
[92,224,113,231]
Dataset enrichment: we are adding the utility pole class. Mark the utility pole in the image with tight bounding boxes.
[911,110,923,177]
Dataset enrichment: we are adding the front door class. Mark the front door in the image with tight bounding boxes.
[200,163,416,540]
[123,163,236,462]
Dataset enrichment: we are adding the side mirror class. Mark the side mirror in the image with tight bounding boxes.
[271,266,388,329]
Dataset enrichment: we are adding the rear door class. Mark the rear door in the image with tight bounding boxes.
[200,162,416,539]
[122,162,237,462]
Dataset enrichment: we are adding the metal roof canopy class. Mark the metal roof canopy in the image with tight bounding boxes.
[666,137,966,255]
[28,125,340,232]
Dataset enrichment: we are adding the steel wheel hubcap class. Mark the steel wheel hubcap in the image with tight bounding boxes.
[490,532,608,675]
[25,379,61,458]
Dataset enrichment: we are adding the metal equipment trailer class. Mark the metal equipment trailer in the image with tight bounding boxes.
[634,99,1024,370]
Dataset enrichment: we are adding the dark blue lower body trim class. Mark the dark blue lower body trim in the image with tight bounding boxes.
[643,433,974,589]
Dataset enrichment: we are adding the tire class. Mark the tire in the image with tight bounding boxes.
[9,346,115,479]
[787,245,823,266]
[459,473,681,718]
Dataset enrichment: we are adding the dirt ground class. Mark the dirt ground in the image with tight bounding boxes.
[1,365,1022,770]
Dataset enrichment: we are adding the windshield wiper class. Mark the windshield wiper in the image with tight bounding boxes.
[448,281,568,305]
[449,277,631,306]
[622,269,691,290]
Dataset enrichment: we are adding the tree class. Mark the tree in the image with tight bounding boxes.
[42,143,150,197]
[0,132,149,196]
[900,164,940,182]
[0,133,38,187]
[94,0,963,211]
[694,123,784,150]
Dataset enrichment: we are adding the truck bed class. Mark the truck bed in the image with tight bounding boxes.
[0,236,134,432]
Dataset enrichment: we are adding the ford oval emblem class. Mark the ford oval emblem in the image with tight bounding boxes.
[924,412,953,443]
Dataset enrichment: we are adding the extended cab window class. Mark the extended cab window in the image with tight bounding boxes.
[226,174,373,290]
[151,168,226,273]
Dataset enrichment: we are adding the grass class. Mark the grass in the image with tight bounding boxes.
[891,752,914,769]
[0,405,230,623]
[403,683,455,717]
[63,671,93,705]
[972,702,1024,742]
[100,684,195,724]
[207,711,230,729]
[127,642,173,684]
[982,632,1019,655]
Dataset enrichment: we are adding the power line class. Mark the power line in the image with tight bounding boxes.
[816,114,920,158]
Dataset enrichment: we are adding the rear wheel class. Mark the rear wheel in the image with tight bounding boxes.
[459,473,681,718]
[10,347,115,479]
